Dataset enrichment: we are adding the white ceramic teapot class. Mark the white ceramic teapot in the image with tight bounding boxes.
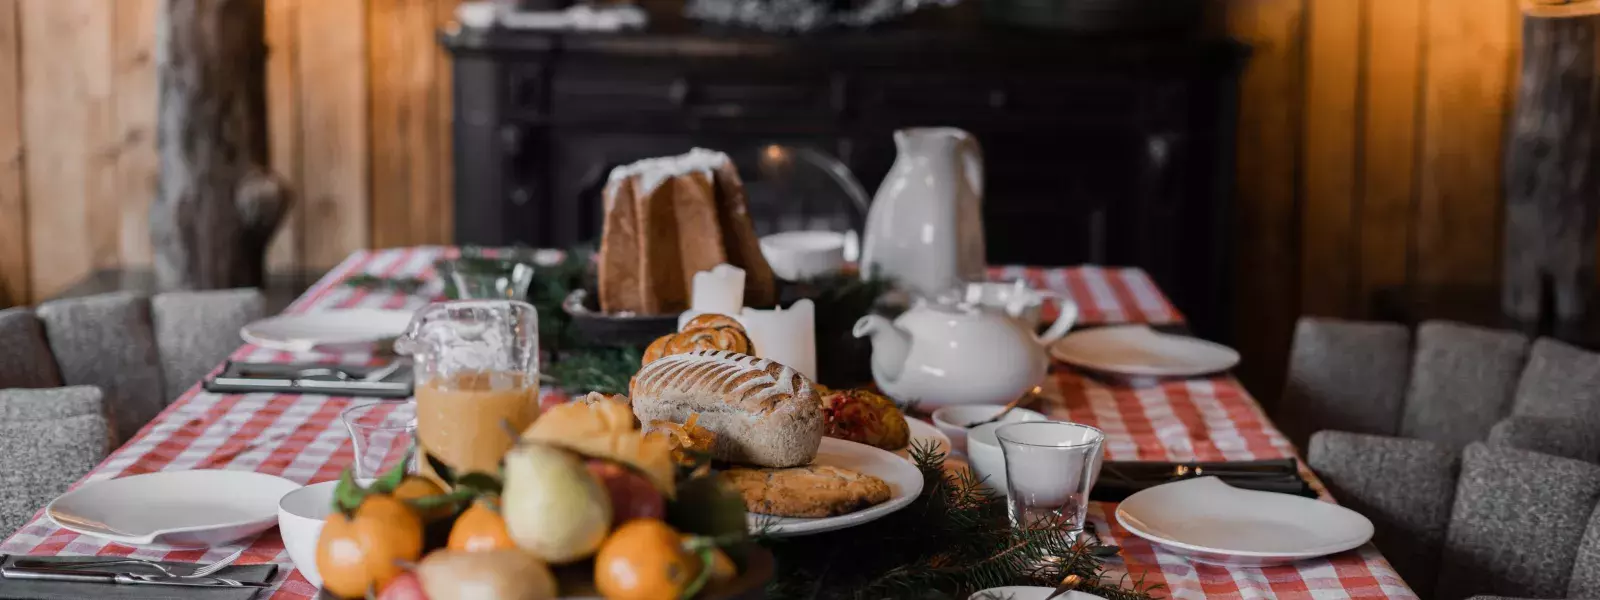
[852,295,1078,408]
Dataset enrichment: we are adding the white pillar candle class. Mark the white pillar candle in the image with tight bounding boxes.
[679,264,745,329]
[738,299,817,381]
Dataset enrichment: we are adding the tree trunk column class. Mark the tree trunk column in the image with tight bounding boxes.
[151,0,289,290]
[1503,14,1600,330]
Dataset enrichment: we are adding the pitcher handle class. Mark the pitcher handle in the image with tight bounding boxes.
[1035,292,1079,346]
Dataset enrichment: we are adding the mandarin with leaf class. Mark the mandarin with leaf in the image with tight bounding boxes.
[448,499,517,552]
[594,519,703,600]
[316,494,425,598]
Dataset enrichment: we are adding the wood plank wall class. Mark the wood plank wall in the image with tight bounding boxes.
[0,0,1533,401]
[0,0,459,306]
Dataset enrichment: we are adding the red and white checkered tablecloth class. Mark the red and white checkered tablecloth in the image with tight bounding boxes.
[0,246,1417,600]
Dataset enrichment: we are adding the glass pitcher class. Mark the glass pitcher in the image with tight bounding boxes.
[394,300,540,477]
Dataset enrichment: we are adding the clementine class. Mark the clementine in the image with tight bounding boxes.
[316,494,425,599]
[594,519,701,600]
[448,500,517,552]
[392,475,453,522]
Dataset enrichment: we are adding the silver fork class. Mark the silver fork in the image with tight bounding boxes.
[13,557,176,576]
[186,547,247,578]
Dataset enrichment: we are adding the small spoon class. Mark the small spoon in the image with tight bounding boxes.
[963,389,1037,428]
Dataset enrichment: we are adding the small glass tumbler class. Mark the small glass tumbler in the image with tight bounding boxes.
[437,257,536,301]
[341,401,418,480]
[997,421,1105,534]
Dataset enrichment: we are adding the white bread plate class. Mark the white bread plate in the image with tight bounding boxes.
[747,438,923,537]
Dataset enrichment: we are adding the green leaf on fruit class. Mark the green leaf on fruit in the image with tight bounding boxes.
[680,545,715,600]
[334,468,366,515]
[373,453,409,494]
[456,472,504,496]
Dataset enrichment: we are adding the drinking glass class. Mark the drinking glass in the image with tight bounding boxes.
[394,300,540,477]
[342,401,417,480]
[997,421,1105,534]
[436,257,536,301]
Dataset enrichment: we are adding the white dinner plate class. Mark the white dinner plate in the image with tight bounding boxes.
[241,308,416,353]
[895,416,953,461]
[1050,324,1240,377]
[969,587,1108,600]
[1115,477,1374,566]
[49,470,301,547]
[747,438,924,537]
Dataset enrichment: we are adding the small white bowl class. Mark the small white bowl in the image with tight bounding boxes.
[931,405,1047,454]
[760,231,847,281]
[278,480,339,588]
[971,587,1108,600]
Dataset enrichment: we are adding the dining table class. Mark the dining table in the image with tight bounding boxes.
[0,245,1419,600]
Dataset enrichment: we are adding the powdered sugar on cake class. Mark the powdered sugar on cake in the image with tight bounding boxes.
[604,148,731,205]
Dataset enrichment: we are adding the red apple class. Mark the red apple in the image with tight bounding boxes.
[377,571,428,600]
[586,459,665,523]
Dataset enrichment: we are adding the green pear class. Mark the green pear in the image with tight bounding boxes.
[501,443,613,563]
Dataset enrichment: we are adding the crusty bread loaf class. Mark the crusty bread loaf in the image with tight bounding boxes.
[630,350,822,468]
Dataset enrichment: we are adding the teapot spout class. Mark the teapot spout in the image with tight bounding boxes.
[853,314,909,382]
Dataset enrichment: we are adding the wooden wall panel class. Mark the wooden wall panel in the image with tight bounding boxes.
[0,0,24,307]
[297,0,370,270]
[1414,0,1520,285]
[1227,0,1306,406]
[19,0,117,299]
[112,0,159,268]
[370,0,449,249]
[1356,0,1425,311]
[1299,0,1363,317]
[265,0,302,274]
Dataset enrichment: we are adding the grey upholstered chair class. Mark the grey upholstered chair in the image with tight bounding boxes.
[0,386,110,534]
[1489,416,1600,465]
[152,289,265,401]
[1310,431,1600,599]
[14,289,263,442]
[1277,318,1597,452]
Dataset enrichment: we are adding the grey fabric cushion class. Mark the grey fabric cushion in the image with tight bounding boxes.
[1278,318,1411,449]
[1488,416,1600,465]
[1573,505,1600,599]
[1515,337,1600,423]
[1436,443,1600,599]
[0,386,109,534]
[35,293,166,443]
[1308,430,1458,597]
[151,288,263,400]
[1402,321,1529,451]
[0,307,63,389]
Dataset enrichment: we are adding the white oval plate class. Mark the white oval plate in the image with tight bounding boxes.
[1050,325,1240,377]
[970,587,1108,600]
[895,416,952,461]
[747,438,924,538]
[1115,477,1373,566]
[49,470,301,547]
[241,308,416,353]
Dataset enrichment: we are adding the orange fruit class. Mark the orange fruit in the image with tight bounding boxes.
[392,475,452,522]
[448,500,517,553]
[316,494,425,599]
[594,519,700,600]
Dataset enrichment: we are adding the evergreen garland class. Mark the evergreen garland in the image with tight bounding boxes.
[762,442,1163,600]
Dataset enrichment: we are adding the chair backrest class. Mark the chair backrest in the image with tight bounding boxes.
[151,288,264,401]
[1278,318,1411,449]
[1515,338,1600,423]
[1488,415,1600,465]
[1311,432,1600,599]
[0,386,109,534]
[0,307,63,389]
[35,292,165,444]
[1400,322,1529,450]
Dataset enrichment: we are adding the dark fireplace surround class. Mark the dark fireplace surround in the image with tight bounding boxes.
[439,21,1245,341]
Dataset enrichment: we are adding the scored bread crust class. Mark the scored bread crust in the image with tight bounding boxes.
[630,350,823,468]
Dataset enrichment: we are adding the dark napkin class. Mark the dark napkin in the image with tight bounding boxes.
[204,360,412,398]
[0,555,278,600]
[1091,459,1317,502]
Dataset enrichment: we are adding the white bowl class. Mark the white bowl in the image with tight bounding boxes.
[760,231,847,281]
[965,412,1052,495]
[278,480,339,588]
[930,405,1047,454]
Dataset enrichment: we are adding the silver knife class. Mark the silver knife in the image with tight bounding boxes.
[0,566,269,588]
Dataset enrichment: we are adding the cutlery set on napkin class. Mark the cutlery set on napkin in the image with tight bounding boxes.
[203,360,412,398]
[1091,458,1315,502]
[0,555,276,598]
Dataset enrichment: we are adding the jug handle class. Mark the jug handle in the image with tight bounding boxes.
[1035,292,1079,346]
[957,132,983,198]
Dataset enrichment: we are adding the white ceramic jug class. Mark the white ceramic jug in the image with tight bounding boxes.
[860,127,986,297]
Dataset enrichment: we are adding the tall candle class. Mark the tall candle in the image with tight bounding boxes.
[738,299,817,381]
[680,264,745,328]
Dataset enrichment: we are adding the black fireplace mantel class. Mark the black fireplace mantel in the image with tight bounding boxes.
[440,21,1246,340]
